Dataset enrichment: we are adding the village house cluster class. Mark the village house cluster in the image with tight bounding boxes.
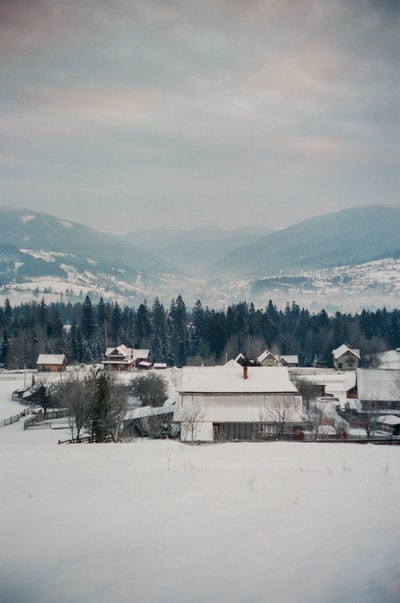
[32,343,400,443]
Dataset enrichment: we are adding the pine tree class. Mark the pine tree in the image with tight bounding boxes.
[168,295,188,367]
[80,296,96,340]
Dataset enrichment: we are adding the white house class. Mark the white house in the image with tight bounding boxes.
[174,364,303,442]
[332,344,360,370]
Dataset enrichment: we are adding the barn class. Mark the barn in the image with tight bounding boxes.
[174,363,303,442]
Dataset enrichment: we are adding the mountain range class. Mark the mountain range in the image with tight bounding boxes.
[0,204,399,309]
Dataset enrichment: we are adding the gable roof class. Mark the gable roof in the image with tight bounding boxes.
[105,346,150,360]
[332,344,360,360]
[106,345,132,358]
[177,364,297,394]
[280,355,299,365]
[257,350,280,364]
[37,354,66,365]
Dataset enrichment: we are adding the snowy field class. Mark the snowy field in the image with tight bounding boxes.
[1,377,400,603]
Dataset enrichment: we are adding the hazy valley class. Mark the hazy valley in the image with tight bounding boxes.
[1,205,400,312]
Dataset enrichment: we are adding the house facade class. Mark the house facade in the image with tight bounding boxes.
[174,364,304,442]
[102,346,150,371]
[332,344,360,371]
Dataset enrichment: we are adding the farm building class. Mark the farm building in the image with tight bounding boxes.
[174,363,304,442]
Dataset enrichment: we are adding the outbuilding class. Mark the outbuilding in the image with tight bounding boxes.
[36,354,67,372]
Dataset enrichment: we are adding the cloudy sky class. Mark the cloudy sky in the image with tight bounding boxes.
[1,0,399,232]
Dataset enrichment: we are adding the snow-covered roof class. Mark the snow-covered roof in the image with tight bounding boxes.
[177,365,297,394]
[105,345,132,358]
[132,349,150,359]
[357,369,400,402]
[280,355,299,365]
[224,359,241,368]
[292,369,356,397]
[377,414,400,426]
[37,354,66,365]
[105,346,150,360]
[125,404,175,420]
[332,344,360,360]
[376,350,400,369]
[257,350,280,364]
[126,396,175,420]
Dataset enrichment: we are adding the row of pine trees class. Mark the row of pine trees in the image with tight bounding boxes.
[1,295,400,369]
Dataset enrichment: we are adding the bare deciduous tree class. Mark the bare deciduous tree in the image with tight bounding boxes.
[179,403,204,443]
[54,373,89,441]
[306,405,325,441]
[54,369,128,442]
[259,396,301,440]
[358,399,389,441]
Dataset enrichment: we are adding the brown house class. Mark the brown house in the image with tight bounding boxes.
[36,354,67,372]
[102,345,151,371]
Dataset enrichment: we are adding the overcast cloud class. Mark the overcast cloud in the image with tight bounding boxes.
[0,0,399,232]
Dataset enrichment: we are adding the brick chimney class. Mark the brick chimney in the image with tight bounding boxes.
[243,365,248,379]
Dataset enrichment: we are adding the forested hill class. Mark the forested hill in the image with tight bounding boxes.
[207,205,400,279]
[1,296,399,370]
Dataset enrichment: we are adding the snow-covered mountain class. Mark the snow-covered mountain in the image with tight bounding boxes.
[206,205,400,279]
[1,205,400,311]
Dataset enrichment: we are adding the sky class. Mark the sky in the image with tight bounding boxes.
[0,0,399,233]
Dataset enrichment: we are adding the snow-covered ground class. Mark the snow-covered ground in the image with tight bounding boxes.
[1,378,400,603]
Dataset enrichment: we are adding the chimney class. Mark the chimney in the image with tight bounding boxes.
[243,365,248,379]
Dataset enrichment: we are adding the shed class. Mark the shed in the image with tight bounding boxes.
[36,354,67,372]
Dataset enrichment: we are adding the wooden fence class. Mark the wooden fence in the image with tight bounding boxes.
[23,409,69,430]
[58,435,94,445]
[0,411,27,429]
[57,434,113,444]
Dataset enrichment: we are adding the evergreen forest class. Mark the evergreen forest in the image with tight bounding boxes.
[1,295,400,370]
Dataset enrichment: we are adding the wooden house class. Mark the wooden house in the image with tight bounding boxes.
[102,346,150,371]
[36,354,67,372]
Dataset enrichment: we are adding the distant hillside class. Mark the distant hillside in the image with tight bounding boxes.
[0,207,169,276]
[206,206,400,279]
[2,205,400,310]
[121,225,272,274]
